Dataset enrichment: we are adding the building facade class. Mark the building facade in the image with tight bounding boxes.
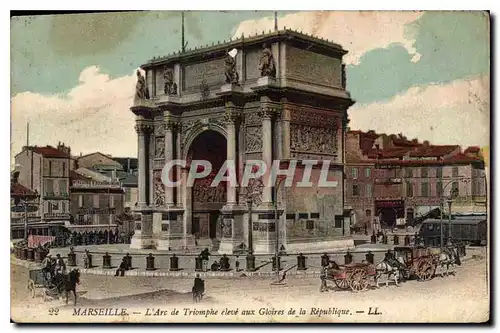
[69,169,124,234]
[345,131,486,230]
[14,143,72,235]
[130,30,355,253]
[10,171,40,239]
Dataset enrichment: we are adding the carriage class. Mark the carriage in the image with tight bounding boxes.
[321,262,376,292]
[27,269,62,298]
[393,246,440,281]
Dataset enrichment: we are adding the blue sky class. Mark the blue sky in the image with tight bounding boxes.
[11,11,488,103]
[10,11,490,159]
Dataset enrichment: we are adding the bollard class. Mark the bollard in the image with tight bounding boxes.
[125,253,132,270]
[146,253,155,271]
[27,248,35,261]
[15,247,19,259]
[404,235,410,246]
[382,234,388,244]
[297,253,306,270]
[103,252,112,269]
[344,251,353,265]
[67,247,77,266]
[393,235,399,245]
[321,253,330,267]
[169,254,180,271]
[220,254,230,271]
[272,256,281,271]
[365,251,374,264]
[371,231,377,244]
[34,248,42,263]
[246,253,256,272]
[195,256,203,272]
[20,248,28,260]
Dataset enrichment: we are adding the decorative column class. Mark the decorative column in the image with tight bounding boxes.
[131,119,154,249]
[281,99,291,159]
[218,100,245,254]
[249,101,279,254]
[225,107,240,206]
[136,121,151,207]
[259,105,276,206]
[164,118,175,207]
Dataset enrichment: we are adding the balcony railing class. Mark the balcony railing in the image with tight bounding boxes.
[43,213,71,220]
[43,192,70,199]
[374,178,402,184]
[71,180,122,189]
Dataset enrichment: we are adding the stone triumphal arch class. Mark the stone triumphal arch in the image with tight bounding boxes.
[130,29,355,254]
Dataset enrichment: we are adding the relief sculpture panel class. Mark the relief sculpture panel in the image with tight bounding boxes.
[154,136,165,159]
[245,127,262,153]
[153,170,165,207]
[286,46,341,88]
[290,124,338,155]
[183,58,225,90]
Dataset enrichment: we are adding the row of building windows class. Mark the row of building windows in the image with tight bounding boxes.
[351,166,460,179]
[351,167,371,179]
[44,179,69,196]
[77,194,116,208]
[350,181,463,198]
[48,161,67,177]
[405,181,460,197]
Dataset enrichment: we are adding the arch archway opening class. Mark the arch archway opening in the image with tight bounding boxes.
[186,130,227,245]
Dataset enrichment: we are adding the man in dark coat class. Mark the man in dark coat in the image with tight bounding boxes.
[193,274,205,295]
[115,258,127,277]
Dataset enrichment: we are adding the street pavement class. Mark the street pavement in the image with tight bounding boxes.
[10,248,489,323]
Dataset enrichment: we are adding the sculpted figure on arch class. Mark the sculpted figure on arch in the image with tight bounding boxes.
[258,43,276,78]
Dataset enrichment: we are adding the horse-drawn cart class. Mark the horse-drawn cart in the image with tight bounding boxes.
[393,246,439,281]
[27,269,60,298]
[321,262,376,293]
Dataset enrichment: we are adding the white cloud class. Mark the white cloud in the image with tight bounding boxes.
[348,74,490,148]
[233,11,424,65]
[11,66,138,164]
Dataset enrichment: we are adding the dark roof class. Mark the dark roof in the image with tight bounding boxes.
[32,146,70,158]
[112,157,138,173]
[70,171,90,181]
[11,182,38,197]
[408,145,459,157]
[99,170,138,186]
[464,146,481,154]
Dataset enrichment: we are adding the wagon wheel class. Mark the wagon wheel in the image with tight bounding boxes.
[417,259,434,281]
[27,280,36,298]
[333,276,350,290]
[348,269,369,292]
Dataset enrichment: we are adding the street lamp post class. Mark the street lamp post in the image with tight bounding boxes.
[246,197,253,254]
[440,180,461,247]
[447,198,453,240]
[271,176,286,286]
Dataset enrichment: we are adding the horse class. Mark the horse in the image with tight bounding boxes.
[439,246,461,277]
[50,269,81,306]
[374,257,405,288]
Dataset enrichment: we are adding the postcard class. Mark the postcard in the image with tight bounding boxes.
[10,10,490,323]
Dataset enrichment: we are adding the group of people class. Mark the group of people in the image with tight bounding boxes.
[41,253,67,286]
[198,249,240,272]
